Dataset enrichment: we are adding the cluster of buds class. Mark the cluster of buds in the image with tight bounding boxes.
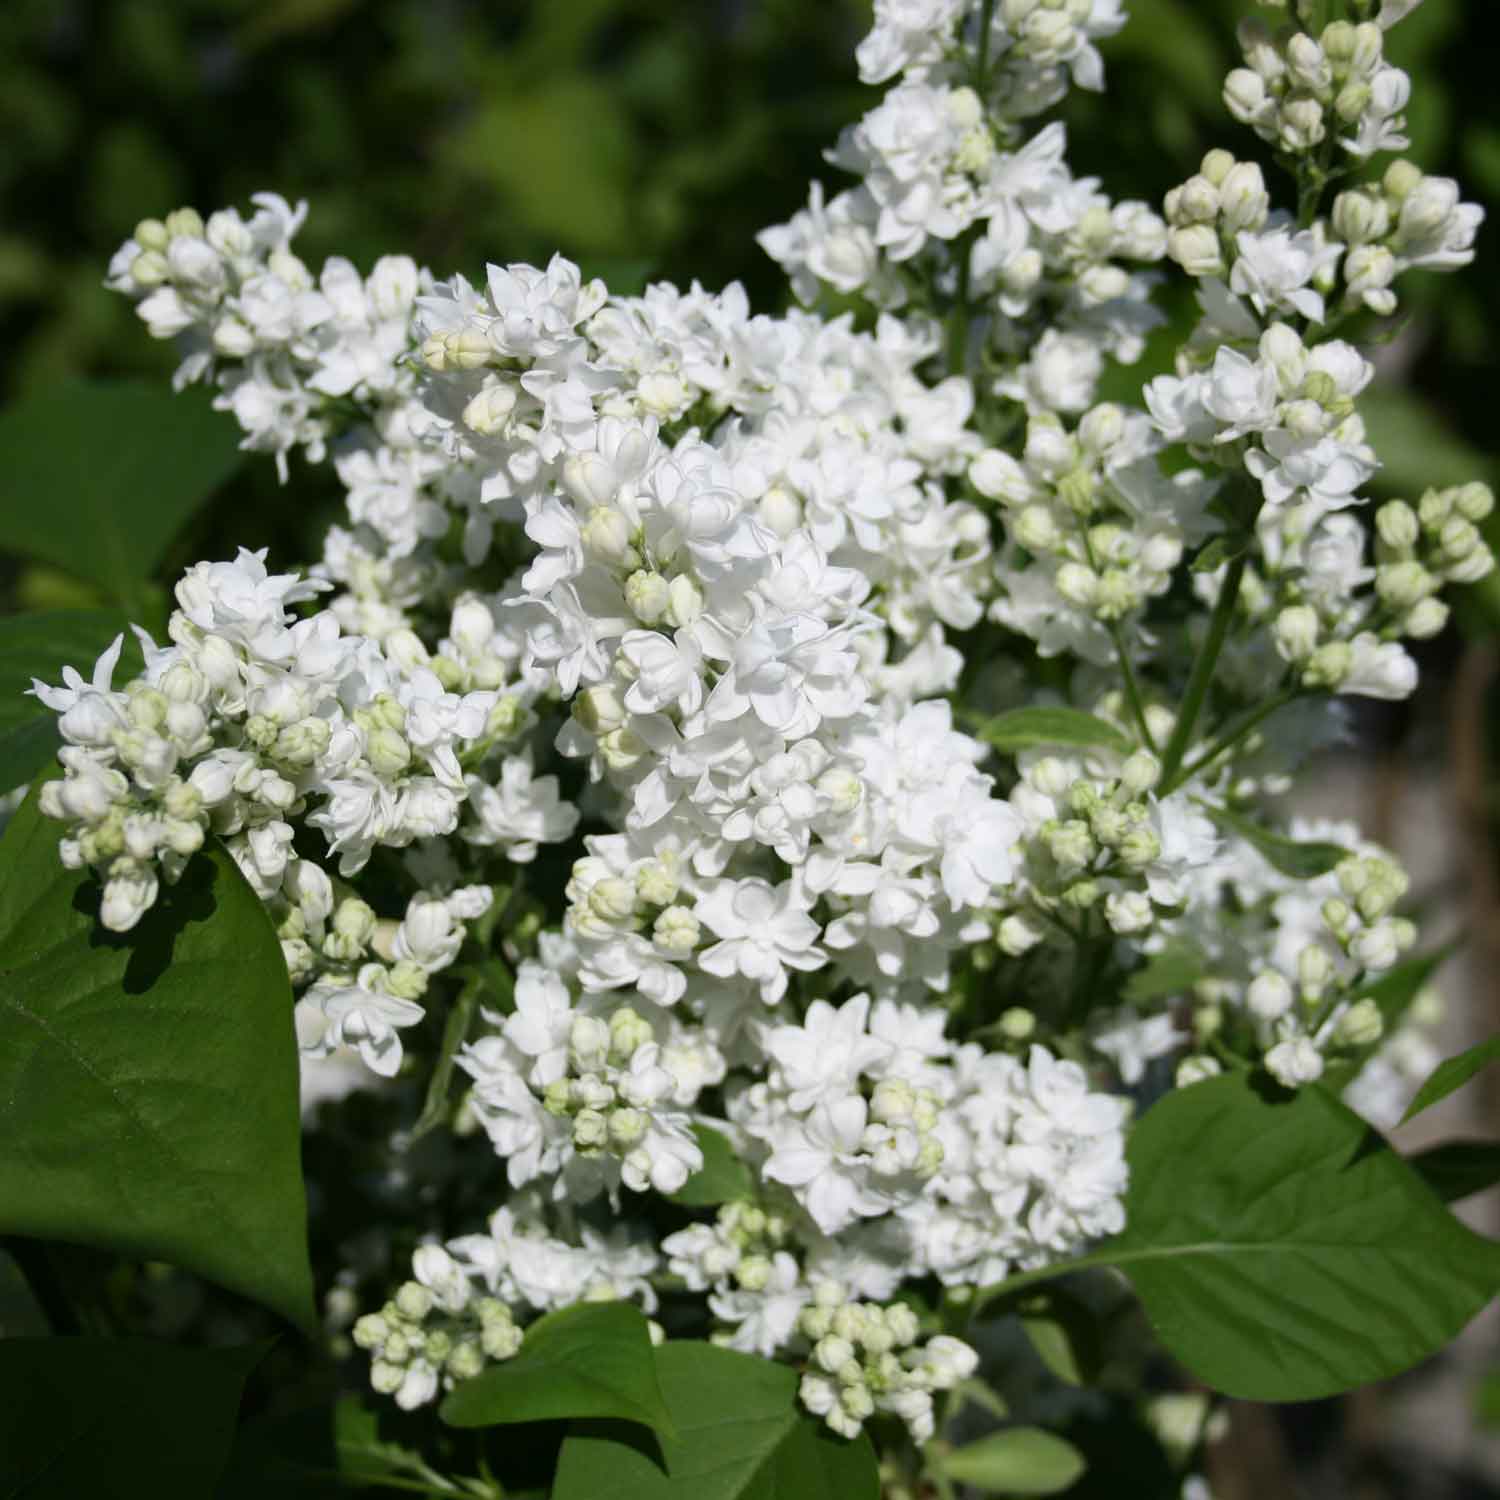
[1224,16,1409,159]
[1019,751,1167,918]
[1322,851,1414,972]
[1239,849,1413,1088]
[560,840,704,1002]
[538,1005,709,1193]
[351,1246,522,1411]
[863,1075,947,1182]
[1332,160,1483,314]
[664,1201,795,1294]
[797,1282,978,1441]
[1271,484,1494,698]
[972,403,1187,627]
[1164,149,1271,278]
[1371,484,1496,632]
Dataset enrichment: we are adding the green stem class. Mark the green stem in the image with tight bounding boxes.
[1066,915,1111,1028]
[943,0,998,377]
[1159,686,1301,796]
[974,0,997,85]
[408,973,484,1143]
[1109,621,1157,752]
[972,1251,1118,1315]
[333,1471,475,1498]
[1156,549,1249,790]
[946,237,975,376]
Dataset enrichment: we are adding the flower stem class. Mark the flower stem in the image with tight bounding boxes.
[408,972,484,1143]
[1160,686,1301,796]
[1110,624,1157,751]
[1156,549,1249,791]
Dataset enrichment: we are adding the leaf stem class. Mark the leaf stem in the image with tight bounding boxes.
[972,1251,1119,1316]
[1156,549,1249,790]
[1159,686,1301,796]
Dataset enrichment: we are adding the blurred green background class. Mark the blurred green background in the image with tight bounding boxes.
[0,0,1493,602]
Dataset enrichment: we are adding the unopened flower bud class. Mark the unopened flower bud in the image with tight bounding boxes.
[581,507,634,565]
[1455,482,1494,522]
[1382,158,1423,202]
[1332,188,1388,245]
[1303,639,1352,688]
[1335,997,1383,1047]
[1120,750,1161,794]
[1118,826,1162,867]
[465,385,518,438]
[1175,175,1222,225]
[1223,68,1268,122]
[1247,971,1294,1020]
[574,684,628,736]
[1220,162,1270,231]
[1375,499,1419,551]
[625,570,671,624]
[997,914,1043,955]
[1404,598,1448,639]
[1176,1055,1222,1087]
[1168,224,1224,277]
[653,904,700,955]
[999,1006,1036,1039]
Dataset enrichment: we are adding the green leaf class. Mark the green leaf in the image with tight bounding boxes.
[0,786,314,1331]
[1199,800,1347,879]
[1122,942,1205,1004]
[1409,1141,1500,1204]
[1402,1035,1500,1123]
[0,380,242,605]
[552,1342,879,1500]
[669,1125,754,1207]
[978,707,1133,755]
[1352,942,1456,1032]
[1190,534,1248,574]
[0,610,142,792]
[440,1301,673,1438]
[1018,1286,1102,1388]
[0,1336,266,1499]
[940,1427,1087,1495]
[1101,1072,1500,1400]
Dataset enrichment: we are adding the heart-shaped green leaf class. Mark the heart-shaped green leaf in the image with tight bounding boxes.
[0,611,142,793]
[440,1300,673,1438]
[0,379,242,605]
[669,1125,754,1207]
[552,1342,879,1500]
[1101,1072,1500,1400]
[0,785,313,1331]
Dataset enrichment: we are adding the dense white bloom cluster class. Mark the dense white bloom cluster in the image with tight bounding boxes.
[30,0,1489,1454]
